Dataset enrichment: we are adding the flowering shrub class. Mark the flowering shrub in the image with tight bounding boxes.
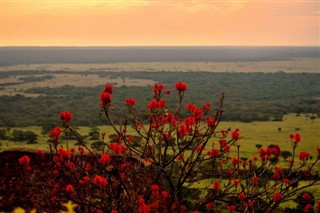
[16,82,320,212]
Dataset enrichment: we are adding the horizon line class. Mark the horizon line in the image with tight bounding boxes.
[1,45,319,48]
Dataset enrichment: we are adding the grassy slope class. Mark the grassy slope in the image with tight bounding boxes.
[1,114,319,156]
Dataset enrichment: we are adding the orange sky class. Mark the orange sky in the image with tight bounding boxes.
[1,0,319,46]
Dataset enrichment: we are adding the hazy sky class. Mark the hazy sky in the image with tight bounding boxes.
[1,0,319,46]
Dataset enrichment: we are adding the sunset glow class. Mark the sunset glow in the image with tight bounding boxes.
[1,0,319,46]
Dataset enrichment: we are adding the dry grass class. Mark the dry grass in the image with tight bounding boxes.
[0,74,156,96]
[1,58,319,73]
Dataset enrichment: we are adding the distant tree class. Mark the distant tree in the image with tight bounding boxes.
[280,150,293,160]
[89,130,100,140]
[0,129,7,140]
[41,124,57,135]
[10,129,38,143]
[255,144,263,150]
[24,131,38,144]
[11,130,25,141]
[310,115,316,122]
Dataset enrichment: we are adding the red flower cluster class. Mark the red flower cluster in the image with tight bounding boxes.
[289,133,301,145]
[206,117,215,128]
[18,155,31,171]
[57,148,71,159]
[147,99,166,111]
[259,145,280,161]
[231,128,240,140]
[99,154,111,165]
[103,84,113,94]
[174,82,188,92]
[109,143,127,154]
[202,102,211,112]
[151,184,160,196]
[227,205,236,211]
[125,98,136,107]
[213,181,220,190]
[100,92,112,107]
[93,175,108,187]
[238,192,246,201]
[49,127,62,142]
[59,111,73,124]
[252,176,259,184]
[273,192,284,202]
[153,83,164,99]
[100,84,113,107]
[65,184,74,193]
[138,197,150,213]
[299,151,310,162]
[207,149,220,158]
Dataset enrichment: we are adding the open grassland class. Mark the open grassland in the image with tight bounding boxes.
[0,74,156,96]
[1,58,319,73]
[1,114,319,159]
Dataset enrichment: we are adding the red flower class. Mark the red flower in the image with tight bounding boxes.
[78,147,84,155]
[252,176,259,184]
[49,127,62,141]
[299,151,310,162]
[65,184,74,193]
[294,133,301,144]
[147,100,160,110]
[154,83,164,91]
[184,116,196,126]
[207,149,220,158]
[103,84,113,94]
[202,102,211,112]
[193,108,203,122]
[59,111,73,123]
[302,192,312,200]
[275,165,283,173]
[186,103,195,112]
[206,117,215,128]
[227,205,236,211]
[304,204,313,213]
[151,201,159,209]
[83,176,90,184]
[99,154,111,165]
[175,82,188,92]
[238,192,246,201]
[233,179,240,187]
[93,175,108,187]
[273,192,283,202]
[213,181,220,190]
[166,89,170,95]
[18,155,31,170]
[153,83,164,98]
[109,143,127,154]
[111,210,118,213]
[162,191,169,199]
[151,184,160,196]
[18,155,30,166]
[273,172,281,180]
[100,92,112,107]
[125,98,136,106]
[57,148,71,159]
[283,179,292,185]
[67,162,76,169]
[231,128,240,140]
[206,202,214,210]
